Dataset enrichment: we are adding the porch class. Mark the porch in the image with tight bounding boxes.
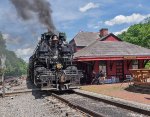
[77,59,149,84]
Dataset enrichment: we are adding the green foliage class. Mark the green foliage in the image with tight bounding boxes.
[0,32,27,76]
[118,22,150,49]
[118,21,150,68]
[145,62,150,69]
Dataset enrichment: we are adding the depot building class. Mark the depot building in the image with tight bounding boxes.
[69,28,150,83]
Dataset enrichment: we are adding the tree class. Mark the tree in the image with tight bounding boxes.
[118,21,150,68]
[118,23,150,49]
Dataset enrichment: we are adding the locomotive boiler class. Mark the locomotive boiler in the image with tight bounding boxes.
[28,32,82,90]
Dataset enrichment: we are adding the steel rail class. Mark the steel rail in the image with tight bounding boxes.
[51,93,107,117]
[74,91,150,116]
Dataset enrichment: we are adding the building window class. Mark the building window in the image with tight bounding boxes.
[99,61,106,73]
[132,60,138,69]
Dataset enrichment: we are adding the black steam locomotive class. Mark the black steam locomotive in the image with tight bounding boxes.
[28,32,82,90]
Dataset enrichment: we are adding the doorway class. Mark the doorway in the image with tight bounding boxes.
[116,60,124,81]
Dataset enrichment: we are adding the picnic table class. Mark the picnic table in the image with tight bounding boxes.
[129,69,150,85]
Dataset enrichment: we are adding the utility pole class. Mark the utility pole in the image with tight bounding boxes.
[0,55,6,98]
[2,71,5,98]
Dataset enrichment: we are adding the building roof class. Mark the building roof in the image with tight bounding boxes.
[72,32,100,47]
[100,33,122,41]
[74,40,150,59]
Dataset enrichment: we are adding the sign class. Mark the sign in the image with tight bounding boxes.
[123,56,136,59]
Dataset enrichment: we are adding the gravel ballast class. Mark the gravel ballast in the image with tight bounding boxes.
[0,91,83,117]
[0,92,56,117]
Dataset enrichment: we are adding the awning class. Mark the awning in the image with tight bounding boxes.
[74,56,150,61]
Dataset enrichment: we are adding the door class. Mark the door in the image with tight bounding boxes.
[116,60,124,81]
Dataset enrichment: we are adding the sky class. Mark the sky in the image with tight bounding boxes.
[0,0,150,62]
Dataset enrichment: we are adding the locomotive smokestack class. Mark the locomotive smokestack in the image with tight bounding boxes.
[10,0,56,32]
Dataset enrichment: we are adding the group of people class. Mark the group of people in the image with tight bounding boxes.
[91,70,105,85]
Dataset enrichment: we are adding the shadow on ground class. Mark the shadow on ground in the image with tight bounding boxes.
[26,78,74,99]
[26,78,48,99]
[124,85,150,95]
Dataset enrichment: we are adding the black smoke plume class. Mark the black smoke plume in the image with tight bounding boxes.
[10,0,56,32]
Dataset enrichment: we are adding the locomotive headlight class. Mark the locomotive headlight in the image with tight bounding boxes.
[56,63,63,69]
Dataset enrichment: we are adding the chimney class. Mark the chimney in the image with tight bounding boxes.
[99,28,108,37]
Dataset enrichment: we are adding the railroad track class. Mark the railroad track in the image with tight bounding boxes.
[45,93,89,117]
[74,90,150,116]
[51,92,105,117]
[2,88,149,117]
[3,89,86,117]
[51,91,149,117]
[3,88,56,96]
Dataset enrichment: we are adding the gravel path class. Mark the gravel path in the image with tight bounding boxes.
[81,83,150,104]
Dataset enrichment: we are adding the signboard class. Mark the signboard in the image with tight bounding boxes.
[123,56,136,59]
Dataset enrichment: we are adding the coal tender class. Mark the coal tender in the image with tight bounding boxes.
[28,32,82,90]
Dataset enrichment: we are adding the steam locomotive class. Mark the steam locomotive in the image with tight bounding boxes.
[28,32,82,90]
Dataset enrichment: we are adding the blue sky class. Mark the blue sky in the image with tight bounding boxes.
[0,0,150,62]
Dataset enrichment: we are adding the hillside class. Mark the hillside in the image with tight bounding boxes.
[0,32,27,76]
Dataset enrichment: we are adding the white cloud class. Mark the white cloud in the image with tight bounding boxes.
[2,33,9,40]
[87,21,103,29]
[37,36,41,41]
[16,47,34,58]
[105,13,150,26]
[79,2,99,13]
[2,33,22,45]
[113,27,129,35]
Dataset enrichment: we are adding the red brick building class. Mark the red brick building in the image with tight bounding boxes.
[70,29,150,83]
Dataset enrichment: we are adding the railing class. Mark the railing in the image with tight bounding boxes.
[129,69,150,85]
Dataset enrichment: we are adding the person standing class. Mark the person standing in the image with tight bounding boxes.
[98,70,105,84]
[91,70,105,85]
